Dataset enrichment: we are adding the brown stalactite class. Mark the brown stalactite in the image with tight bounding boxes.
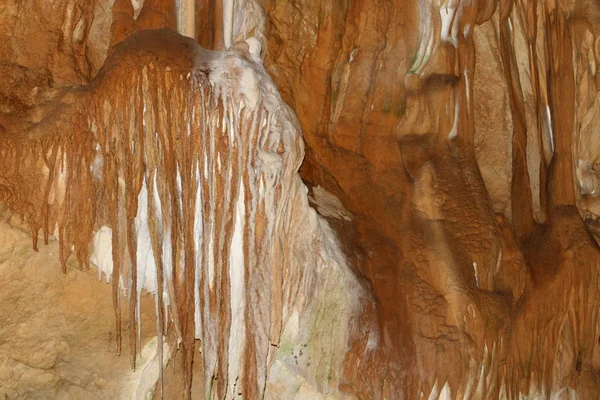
[196,0,224,50]
[136,0,178,31]
[213,0,226,51]
[497,7,537,241]
[106,108,123,358]
[110,0,135,50]
[545,6,577,209]
[518,0,550,222]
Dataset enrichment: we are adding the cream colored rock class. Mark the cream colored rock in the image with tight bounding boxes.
[0,218,157,399]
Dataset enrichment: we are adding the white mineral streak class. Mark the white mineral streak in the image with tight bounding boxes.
[464,66,470,111]
[227,178,245,398]
[135,180,158,295]
[91,226,114,283]
[229,0,266,50]
[193,165,203,338]
[245,37,262,63]
[448,94,459,139]
[545,105,554,155]
[473,261,479,288]
[131,0,144,19]
[411,1,435,74]
[438,382,451,400]
[428,379,442,400]
[131,336,175,399]
[440,6,458,47]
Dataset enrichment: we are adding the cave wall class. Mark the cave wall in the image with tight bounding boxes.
[257,0,600,397]
[2,0,600,399]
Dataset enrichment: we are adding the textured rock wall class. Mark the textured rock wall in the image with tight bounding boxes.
[0,0,114,114]
[258,0,600,397]
[0,210,161,399]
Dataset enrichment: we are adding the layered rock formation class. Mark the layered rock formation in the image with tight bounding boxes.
[259,0,600,397]
[1,0,600,399]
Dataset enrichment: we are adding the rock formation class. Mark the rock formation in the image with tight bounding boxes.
[1,0,600,399]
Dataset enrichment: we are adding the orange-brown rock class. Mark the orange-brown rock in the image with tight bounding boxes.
[258,0,600,397]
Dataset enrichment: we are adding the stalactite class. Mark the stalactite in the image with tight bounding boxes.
[196,0,219,49]
[176,0,196,38]
[545,3,577,209]
[496,1,537,241]
[136,0,177,31]
[110,0,135,50]
[1,26,368,399]
[516,0,550,222]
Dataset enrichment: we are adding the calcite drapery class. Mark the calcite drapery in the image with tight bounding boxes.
[0,28,372,399]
